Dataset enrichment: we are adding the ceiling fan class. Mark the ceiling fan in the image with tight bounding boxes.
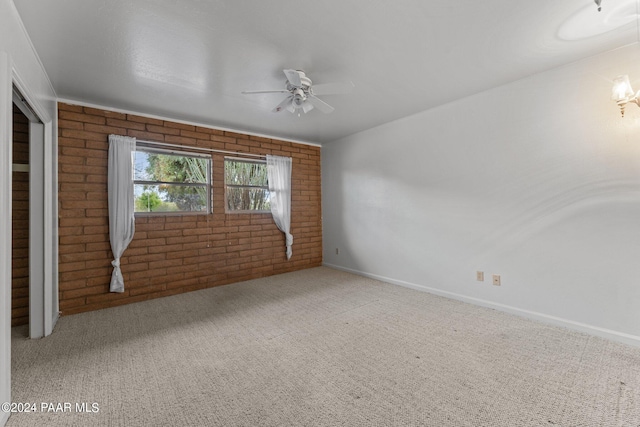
[242,69,354,115]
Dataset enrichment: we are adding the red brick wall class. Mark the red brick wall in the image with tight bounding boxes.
[57,103,322,315]
[12,105,29,326]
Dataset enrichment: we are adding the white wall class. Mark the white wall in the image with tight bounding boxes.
[323,43,640,346]
[0,1,57,425]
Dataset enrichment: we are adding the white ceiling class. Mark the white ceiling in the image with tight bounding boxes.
[12,0,640,144]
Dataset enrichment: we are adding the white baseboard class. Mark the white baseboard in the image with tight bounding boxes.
[323,263,640,348]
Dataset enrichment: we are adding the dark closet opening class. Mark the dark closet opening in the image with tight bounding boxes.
[11,103,30,327]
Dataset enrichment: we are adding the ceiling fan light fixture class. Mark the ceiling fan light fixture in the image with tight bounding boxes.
[302,102,314,114]
[285,101,296,114]
[292,88,306,107]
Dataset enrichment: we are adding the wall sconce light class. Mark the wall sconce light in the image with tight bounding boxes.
[612,75,640,117]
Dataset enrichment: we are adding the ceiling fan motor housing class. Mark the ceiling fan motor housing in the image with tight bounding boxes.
[287,71,312,94]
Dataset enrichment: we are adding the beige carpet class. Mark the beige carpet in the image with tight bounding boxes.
[7,267,640,426]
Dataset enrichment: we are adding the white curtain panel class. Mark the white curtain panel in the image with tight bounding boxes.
[108,135,136,292]
[266,155,293,259]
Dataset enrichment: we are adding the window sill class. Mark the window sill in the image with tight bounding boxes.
[223,210,272,215]
[134,211,211,217]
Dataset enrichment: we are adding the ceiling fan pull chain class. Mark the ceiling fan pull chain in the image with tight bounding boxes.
[594,0,602,12]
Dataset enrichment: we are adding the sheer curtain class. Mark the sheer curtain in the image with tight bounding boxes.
[108,135,136,292]
[266,155,293,259]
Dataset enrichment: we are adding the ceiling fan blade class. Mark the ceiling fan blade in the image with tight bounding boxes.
[306,95,335,114]
[283,69,302,87]
[242,90,290,95]
[272,95,293,113]
[311,81,354,96]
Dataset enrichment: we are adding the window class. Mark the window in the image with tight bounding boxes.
[224,158,270,213]
[134,147,211,214]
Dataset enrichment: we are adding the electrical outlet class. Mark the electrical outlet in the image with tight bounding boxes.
[492,274,501,286]
[335,248,340,255]
[476,271,484,282]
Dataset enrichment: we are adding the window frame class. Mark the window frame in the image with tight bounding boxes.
[224,157,270,214]
[133,146,212,216]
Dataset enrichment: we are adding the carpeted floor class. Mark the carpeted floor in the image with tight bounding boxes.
[7,267,640,426]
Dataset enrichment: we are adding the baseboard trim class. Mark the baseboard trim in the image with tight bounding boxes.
[323,263,640,348]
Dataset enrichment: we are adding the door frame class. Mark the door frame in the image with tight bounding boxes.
[11,72,56,339]
[1,51,58,427]
[0,50,12,427]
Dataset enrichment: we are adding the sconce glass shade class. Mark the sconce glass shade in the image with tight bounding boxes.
[612,75,634,102]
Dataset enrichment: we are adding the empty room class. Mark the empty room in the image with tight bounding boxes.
[3,0,640,426]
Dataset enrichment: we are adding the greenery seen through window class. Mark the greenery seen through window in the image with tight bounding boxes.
[224,159,270,212]
[134,148,211,214]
